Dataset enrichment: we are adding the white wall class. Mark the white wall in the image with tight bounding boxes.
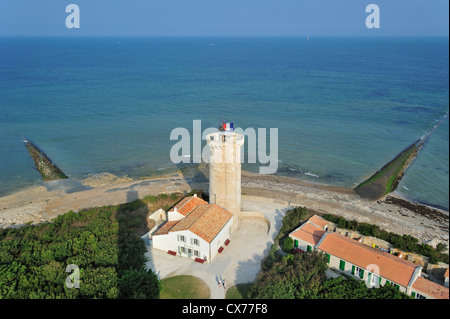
[325,253,409,293]
[289,234,314,252]
[152,229,210,262]
[168,210,185,221]
[210,217,234,261]
[152,216,234,263]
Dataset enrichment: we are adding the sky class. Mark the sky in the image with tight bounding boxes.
[0,0,448,37]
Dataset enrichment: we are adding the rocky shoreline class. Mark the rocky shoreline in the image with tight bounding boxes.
[0,169,448,250]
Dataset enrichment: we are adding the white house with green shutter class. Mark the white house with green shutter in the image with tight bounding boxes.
[289,215,449,299]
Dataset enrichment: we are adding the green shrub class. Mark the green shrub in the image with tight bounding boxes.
[282,237,294,253]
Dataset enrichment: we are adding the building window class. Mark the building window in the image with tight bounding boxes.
[339,260,346,271]
[179,246,186,254]
[193,238,200,246]
[389,281,400,290]
[352,266,364,279]
[178,235,186,243]
[194,250,200,257]
[415,293,426,299]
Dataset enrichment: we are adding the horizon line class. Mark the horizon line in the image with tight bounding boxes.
[0,34,449,38]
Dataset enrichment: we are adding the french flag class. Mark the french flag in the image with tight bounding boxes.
[223,122,234,131]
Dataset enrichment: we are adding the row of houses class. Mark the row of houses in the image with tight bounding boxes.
[289,214,449,299]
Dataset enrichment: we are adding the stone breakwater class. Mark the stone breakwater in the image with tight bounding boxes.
[355,139,423,201]
[24,139,68,181]
[241,173,448,248]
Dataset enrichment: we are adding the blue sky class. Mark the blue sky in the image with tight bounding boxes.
[0,0,448,36]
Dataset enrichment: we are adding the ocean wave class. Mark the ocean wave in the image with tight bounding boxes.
[304,172,319,178]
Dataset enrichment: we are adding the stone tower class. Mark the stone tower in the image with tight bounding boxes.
[206,131,244,229]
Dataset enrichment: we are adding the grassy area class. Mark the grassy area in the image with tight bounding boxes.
[226,283,252,299]
[160,275,210,299]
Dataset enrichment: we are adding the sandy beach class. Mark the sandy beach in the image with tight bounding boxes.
[0,168,448,249]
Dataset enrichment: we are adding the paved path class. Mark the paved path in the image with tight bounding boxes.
[144,196,288,299]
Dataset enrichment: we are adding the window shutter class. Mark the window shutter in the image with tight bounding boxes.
[367,272,372,285]
[360,269,364,279]
[411,292,416,298]
[351,265,355,275]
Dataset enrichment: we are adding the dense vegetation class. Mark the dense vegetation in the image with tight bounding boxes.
[321,276,411,299]
[250,207,411,299]
[323,213,449,264]
[0,193,184,299]
[263,206,310,269]
[251,251,410,299]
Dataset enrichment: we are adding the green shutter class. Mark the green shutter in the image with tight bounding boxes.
[360,269,364,279]
[339,260,345,270]
[386,280,390,285]
[326,254,330,263]
[307,245,312,252]
[379,276,382,285]
[294,240,298,248]
[351,265,355,275]
[367,272,372,285]
[411,292,416,298]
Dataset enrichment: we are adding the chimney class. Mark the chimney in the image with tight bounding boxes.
[194,194,197,197]
[174,207,177,212]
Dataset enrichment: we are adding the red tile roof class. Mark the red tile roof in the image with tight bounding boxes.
[189,204,233,243]
[290,223,325,246]
[153,220,178,236]
[308,214,328,229]
[169,195,208,216]
[153,196,233,243]
[318,232,418,287]
[413,276,449,299]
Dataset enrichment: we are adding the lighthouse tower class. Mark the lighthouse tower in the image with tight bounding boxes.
[206,129,244,229]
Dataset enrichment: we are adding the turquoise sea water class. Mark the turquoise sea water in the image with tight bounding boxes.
[0,37,448,210]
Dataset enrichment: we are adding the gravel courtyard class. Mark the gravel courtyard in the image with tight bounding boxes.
[144,196,287,299]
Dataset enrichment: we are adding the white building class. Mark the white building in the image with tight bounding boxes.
[289,214,327,253]
[289,215,450,299]
[151,195,233,263]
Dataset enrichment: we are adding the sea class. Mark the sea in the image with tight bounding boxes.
[0,36,448,210]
